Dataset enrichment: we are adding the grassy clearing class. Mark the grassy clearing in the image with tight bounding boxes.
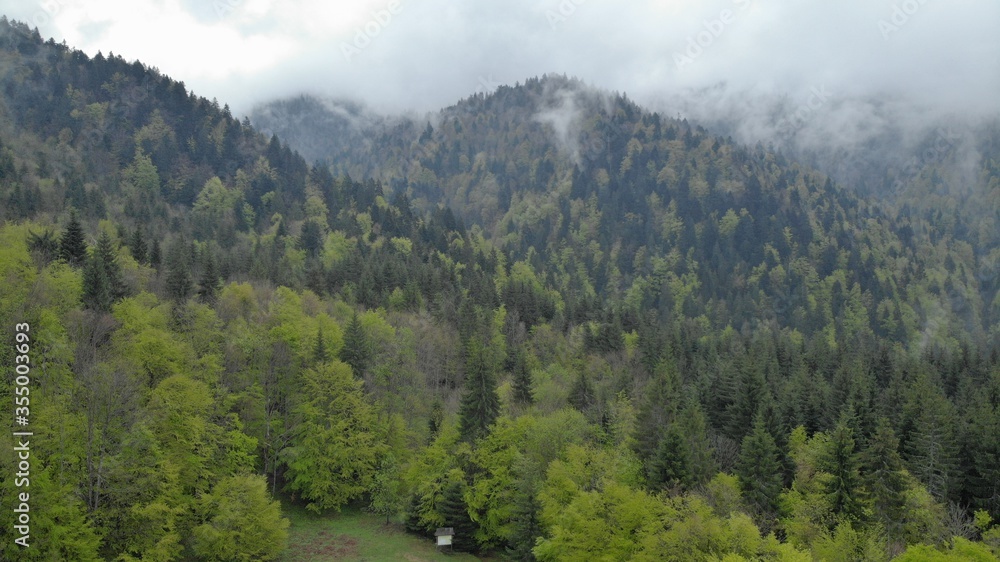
[279,501,484,561]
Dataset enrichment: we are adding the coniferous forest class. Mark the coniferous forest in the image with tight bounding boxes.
[2,17,1000,561]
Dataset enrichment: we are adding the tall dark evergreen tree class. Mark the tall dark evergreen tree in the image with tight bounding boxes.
[164,242,192,302]
[339,312,372,378]
[95,231,126,301]
[510,347,534,406]
[149,239,162,269]
[314,326,328,363]
[81,252,112,312]
[458,337,500,443]
[737,417,784,525]
[822,410,867,523]
[863,417,908,542]
[197,252,221,303]
[59,210,88,266]
[633,359,681,461]
[438,478,477,553]
[129,228,147,264]
[648,425,689,491]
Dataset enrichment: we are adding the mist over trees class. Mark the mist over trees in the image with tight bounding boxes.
[1,17,1000,561]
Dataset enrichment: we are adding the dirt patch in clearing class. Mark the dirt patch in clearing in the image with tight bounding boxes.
[293,532,360,560]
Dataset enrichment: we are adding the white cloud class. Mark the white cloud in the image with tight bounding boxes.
[0,0,995,120]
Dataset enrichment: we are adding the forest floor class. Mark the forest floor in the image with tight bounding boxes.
[279,500,485,561]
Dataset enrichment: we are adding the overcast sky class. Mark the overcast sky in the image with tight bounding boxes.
[3,0,998,121]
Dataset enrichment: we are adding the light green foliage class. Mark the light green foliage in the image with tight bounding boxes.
[465,415,536,547]
[192,474,289,561]
[283,361,384,512]
[809,522,887,562]
[895,538,1000,561]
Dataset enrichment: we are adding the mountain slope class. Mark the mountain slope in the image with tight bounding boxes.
[255,76,998,347]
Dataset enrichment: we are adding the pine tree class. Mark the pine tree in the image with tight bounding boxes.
[567,368,594,414]
[633,359,681,461]
[906,391,958,500]
[511,347,534,406]
[81,252,112,312]
[676,400,716,488]
[130,228,147,264]
[197,252,221,303]
[648,425,689,491]
[339,312,372,378]
[314,326,328,363]
[59,210,88,266]
[95,231,126,301]
[507,473,542,561]
[149,239,162,269]
[438,478,477,553]
[737,417,784,523]
[863,418,907,542]
[165,242,192,302]
[458,337,500,443]
[822,410,867,523]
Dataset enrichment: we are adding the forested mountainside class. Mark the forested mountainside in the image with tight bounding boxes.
[2,17,1000,561]
[256,77,1000,350]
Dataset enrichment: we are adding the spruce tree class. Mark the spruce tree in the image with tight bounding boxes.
[314,326,328,363]
[59,210,88,266]
[736,417,784,523]
[197,252,221,303]
[95,231,126,301]
[438,478,477,553]
[633,359,681,461]
[864,418,907,542]
[81,252,112,312]
[458,337,500,443]
[511,347,534,406]
[339,312,372,378]
[165,242,192,302]
[130,228,147,264]
[648,425,689,491]
[149,239,162,268]
[822,410,867,523]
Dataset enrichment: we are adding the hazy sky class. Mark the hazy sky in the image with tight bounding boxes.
[3,0,998,119]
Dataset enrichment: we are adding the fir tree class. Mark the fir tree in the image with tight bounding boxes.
[458,337,500,443]
[314,326,328,363]
[149,239,162,269]
[863,417,907,542]
[822,410,867,523]
[438,478,477,553]
[567,368,594,415]
[130,228,147,264]
[339,312,372,378]
[737,417,784,524]
[511,347,534,405]
[165,242,192,302]
[197,252,221,303]
[633,359,682,461]
[59,210,87,266]
[81,252,112,312]
[507,471,542,561]
[95,231,126,301]
[648,425,689,491]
